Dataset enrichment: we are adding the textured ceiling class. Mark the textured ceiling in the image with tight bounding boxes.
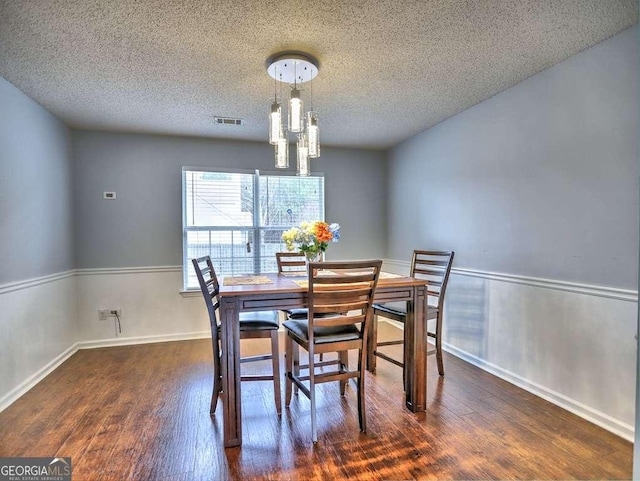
[0,1,637,150]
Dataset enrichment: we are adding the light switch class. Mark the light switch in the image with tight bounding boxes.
[103,192,116,199]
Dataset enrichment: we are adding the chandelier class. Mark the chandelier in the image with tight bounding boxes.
[266,52,320,176]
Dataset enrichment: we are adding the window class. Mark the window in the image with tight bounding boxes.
[182,168,325,289]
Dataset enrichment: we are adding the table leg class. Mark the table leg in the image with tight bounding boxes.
[220,297,242,447]
[404,285,427,412]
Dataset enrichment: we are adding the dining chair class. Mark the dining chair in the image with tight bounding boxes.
[370,250,454,376]
[276,251,326,320]
[276,251,307,274]
[276,251,337,364]
[192,256,282,415]
[284,259,382,443]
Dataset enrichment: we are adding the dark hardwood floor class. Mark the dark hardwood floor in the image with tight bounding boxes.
[0,322,632,480]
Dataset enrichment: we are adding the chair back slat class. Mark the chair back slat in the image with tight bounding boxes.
[314,273,373,284]
[206,277,220,298]
[192,256,222,345]
[314,313,367,328]
[413,267,447,277]
[307,260,382,344]
[410,250,454,309]
[276,252,308,274]
[416,259,449,266]
[313,286,372,299]
[314,299,370,313]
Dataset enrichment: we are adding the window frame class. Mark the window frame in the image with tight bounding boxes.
[182,167,325,290]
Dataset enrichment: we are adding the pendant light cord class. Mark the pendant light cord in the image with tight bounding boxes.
[310,68,314,112]
[273,66,278,101]
[279,73,283,118]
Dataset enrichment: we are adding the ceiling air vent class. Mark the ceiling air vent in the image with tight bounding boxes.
[214,116,244,126]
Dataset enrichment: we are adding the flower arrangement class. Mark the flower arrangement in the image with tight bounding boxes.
[282,221,340,260]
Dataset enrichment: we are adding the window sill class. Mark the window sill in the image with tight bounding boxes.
[180,289,201,298]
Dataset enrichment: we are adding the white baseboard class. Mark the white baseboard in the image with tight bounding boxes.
[77,331,211,350]
[377,319,634,441]
[444,343,635,442]
[381,318,405,330]
[0,343,79,413]
[0,331,211,414]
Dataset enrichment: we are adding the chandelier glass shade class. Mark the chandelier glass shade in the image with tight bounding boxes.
[288,88,303,133]
[307,111,320,158]
[297,132,309,176]
[269,101,281,145]
[266,52,320,176]
[275,133,289,168]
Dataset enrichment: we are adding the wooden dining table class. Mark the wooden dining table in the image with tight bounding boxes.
[218,270,429,448]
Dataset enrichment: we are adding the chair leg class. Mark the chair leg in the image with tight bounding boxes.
[401,318,410,388]
[435,313,445,376]
[367,314,378,372]
[357,346,367,433]
[338,350,349,396]
[270,330,282,415]
[285,335,293,406]
[309,348,317,443]
[210,340,222,415]
[293,342,300,395]
[210,374,221,415]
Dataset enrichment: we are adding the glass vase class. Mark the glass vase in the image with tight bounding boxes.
[304,251,321,263]
[303,251,322,274]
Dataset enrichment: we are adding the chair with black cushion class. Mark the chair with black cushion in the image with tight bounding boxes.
[276,251,337,363]
[276,251,342,320]
[370,250,454,376]
[277,251,325,320]
[192,256,282,415]
[284,259,382,443]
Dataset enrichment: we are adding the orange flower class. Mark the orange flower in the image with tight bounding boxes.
[314,221,333,243]
[282,220,339,254]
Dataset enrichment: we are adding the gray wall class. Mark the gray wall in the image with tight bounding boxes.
[72,131,387,268]
[0,77,74,284]
[0,76,77,407]
[387,26,638,289]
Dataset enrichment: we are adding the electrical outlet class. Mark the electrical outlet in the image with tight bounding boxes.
[98,309,121,320]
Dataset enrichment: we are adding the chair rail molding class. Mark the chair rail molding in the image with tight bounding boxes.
[0,270,75,295]
[382,259,638,302]
[1,266,185,295]
[75,265,182,276]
